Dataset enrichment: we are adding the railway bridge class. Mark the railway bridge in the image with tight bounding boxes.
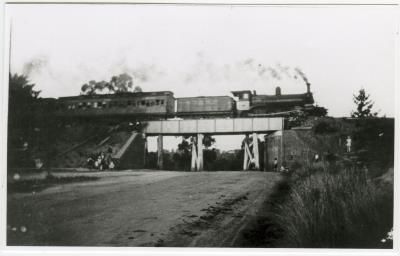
[138,117,284,171]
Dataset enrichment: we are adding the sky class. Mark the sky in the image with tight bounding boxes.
[6,4,398,151]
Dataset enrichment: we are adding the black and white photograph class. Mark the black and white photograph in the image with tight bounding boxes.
[0,1,398,253]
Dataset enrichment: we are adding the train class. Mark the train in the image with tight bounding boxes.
[48,86,315,120]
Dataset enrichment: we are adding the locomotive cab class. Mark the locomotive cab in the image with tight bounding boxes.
[231,90,252,112]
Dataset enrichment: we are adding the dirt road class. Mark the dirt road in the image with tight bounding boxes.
[7,171,281,247]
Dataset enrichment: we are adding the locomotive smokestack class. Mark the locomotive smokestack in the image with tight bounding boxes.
[306,82,311,93]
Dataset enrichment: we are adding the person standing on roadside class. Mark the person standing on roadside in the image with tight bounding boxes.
[346,136,352,153]
[273,157,278,172]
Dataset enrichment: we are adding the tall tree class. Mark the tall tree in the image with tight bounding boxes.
[203,135,216,149]
[351,89,377,118]
[8,73,41,129]
[8,73,43,167]
[80,73,137,95]
[110,73,133,93]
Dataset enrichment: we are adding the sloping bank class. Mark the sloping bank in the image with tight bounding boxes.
[233,119,394,248]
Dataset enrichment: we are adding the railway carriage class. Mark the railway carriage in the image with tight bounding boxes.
[55,91,175,119]
[176,96,235,118]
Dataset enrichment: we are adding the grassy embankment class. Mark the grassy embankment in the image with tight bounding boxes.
[274,164,393,248]
[240,117,394,248]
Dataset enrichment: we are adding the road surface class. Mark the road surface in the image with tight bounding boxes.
[7,171,281,247]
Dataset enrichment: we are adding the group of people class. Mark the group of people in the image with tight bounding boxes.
[272,135,353,173]
[273,157,290,173]
[86,151,115,171]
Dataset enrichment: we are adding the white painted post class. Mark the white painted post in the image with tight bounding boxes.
[191,137,197,172]
[243,136,249,171]
[197,134,204,171]
[253,133,260,170]
[143,134,147,168]
[245,143,252,170]
[157,134,163,170]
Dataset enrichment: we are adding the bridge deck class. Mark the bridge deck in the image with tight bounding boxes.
[143,117,284,135]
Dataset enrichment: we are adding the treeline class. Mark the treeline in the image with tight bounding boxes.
[146,149,245,171]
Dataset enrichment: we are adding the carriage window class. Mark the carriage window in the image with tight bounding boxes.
[156,100,160,105]
[146,101,150,107]
[141,100,146,106]
[150,101,155,106]
[160,100,164,105]
[127,100,131,106]
[93,102,98,108]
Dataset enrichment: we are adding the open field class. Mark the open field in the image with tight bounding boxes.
[7,170,281,247]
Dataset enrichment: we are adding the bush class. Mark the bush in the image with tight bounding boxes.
[275,167,393,248]
[313,120,338,134]
[352,118,394,174]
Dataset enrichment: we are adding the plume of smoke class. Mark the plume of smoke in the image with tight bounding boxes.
[243,58,255,67]
[22,56,48,76]
[276,63,291,78]
[267,67,281,80]
[114,57,165,84]
[257,64,267,76]
[294,67,310,85]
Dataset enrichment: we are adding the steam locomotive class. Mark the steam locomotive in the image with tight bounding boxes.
[50,86,315,120]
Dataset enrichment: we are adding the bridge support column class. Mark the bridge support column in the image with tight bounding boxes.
[191,138,197,172]
[253,133,260,170]
[157,134,163,170]
[263,135,268,172]
[143,133,147,168]
[197,133,204,171]
[243,133,260,171]
[190,134,204,171]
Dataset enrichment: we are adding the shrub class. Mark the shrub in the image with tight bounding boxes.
[313,120,338,134]
[275,167,393,248]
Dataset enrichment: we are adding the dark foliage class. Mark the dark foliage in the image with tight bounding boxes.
[80,73,143,95]
[306,105,328,117]
[313,119,338,134]
[352,118,394,175]
[8,73,41,132]
[351,89,378,118]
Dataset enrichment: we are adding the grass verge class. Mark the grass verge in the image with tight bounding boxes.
[8,174,100,193]
[275,166,393,248]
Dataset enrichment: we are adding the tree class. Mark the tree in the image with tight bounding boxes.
[81,80,107,95]
[306,105,328,117]
[8,73,41,129]
[110,73,133,93]
[8,73,43,167]
[351,89,378,118]
[80,73,137,95]
[203,135,215,149]
[133,86,143,93]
